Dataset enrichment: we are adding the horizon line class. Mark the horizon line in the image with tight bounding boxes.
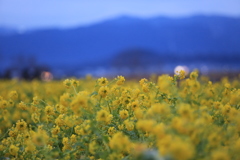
[1,13,240,33]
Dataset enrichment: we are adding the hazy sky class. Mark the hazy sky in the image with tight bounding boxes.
[0,0,240,30]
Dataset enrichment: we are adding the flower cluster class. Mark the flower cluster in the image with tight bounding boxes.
[0,72,240,160]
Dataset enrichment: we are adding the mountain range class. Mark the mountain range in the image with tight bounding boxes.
[0,15,240,77]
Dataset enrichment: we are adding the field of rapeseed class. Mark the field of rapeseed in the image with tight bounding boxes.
[0,71,240,160]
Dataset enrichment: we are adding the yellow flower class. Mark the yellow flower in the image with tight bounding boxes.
[96,110,112,124]
[211,150,230,160]
[9,91,18,100]
[131,88,141,99]
[62,137,69,145]
[74,125,81,135]
[64,115,77,128]
[80,125,91,135]
[124,120,134,131]
[71,79,79,87]
[89,141,97,154]
[150,103,170,116]
[136,119,156,132]
[179,70,186,80]
[134,108,144,119]
[2,73,240,159]
[71,93,88,110]
[32,130,49,146]
[9,129,18,137]
[0,145,4,151]
[63,79,72,88]
[45,105,55,115]
[118,124,125,130]
[108,153,123,160]
[98,86,109,98]
[139,78,148,86]
[109,132,131,153]
[25,141,36,152]
[108,127,116,136]
[32,96,40,105]
[157,75,173,93]
[221,104,231,116]
[62,137,72,151]
[16,119,27,131]
[70,134,77,143]
[9,144,19,156]
[51,125,60,135]
[142,83,150,93]
[190,71,198,80]
[60,93,70,107]
[207,133,221,147]
[152,123,166,138]
[116,76,125,85]
[0,100,8,109]
[178,104,192,119]
[59,105,68,114]
[119,97,130,107]
[31,113,40,123]
[169,139,194,160]
[55,114,65,127]
[18,101,27,110]
[74,120,91,135]
[129,101,139,111]
[119,109,128,119]
[213,101,222,109]
[97,77,108,86]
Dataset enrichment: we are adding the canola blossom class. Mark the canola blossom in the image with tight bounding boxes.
[0,71,240,160]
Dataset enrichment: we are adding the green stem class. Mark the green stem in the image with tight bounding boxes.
[99,97,102,107]
[40,99,49,106]
[107,101,112,114]
[0,129,9,140]
[107,79,117,86]
[72,86,78,95]
[57,142,62,153]
[103,140,110,153]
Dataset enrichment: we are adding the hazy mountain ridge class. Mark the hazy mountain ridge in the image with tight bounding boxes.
[0,15,240,72]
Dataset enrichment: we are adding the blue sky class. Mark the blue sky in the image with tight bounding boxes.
[0,0,240,30]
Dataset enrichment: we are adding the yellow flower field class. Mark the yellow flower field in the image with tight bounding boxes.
[0,71,240,160]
